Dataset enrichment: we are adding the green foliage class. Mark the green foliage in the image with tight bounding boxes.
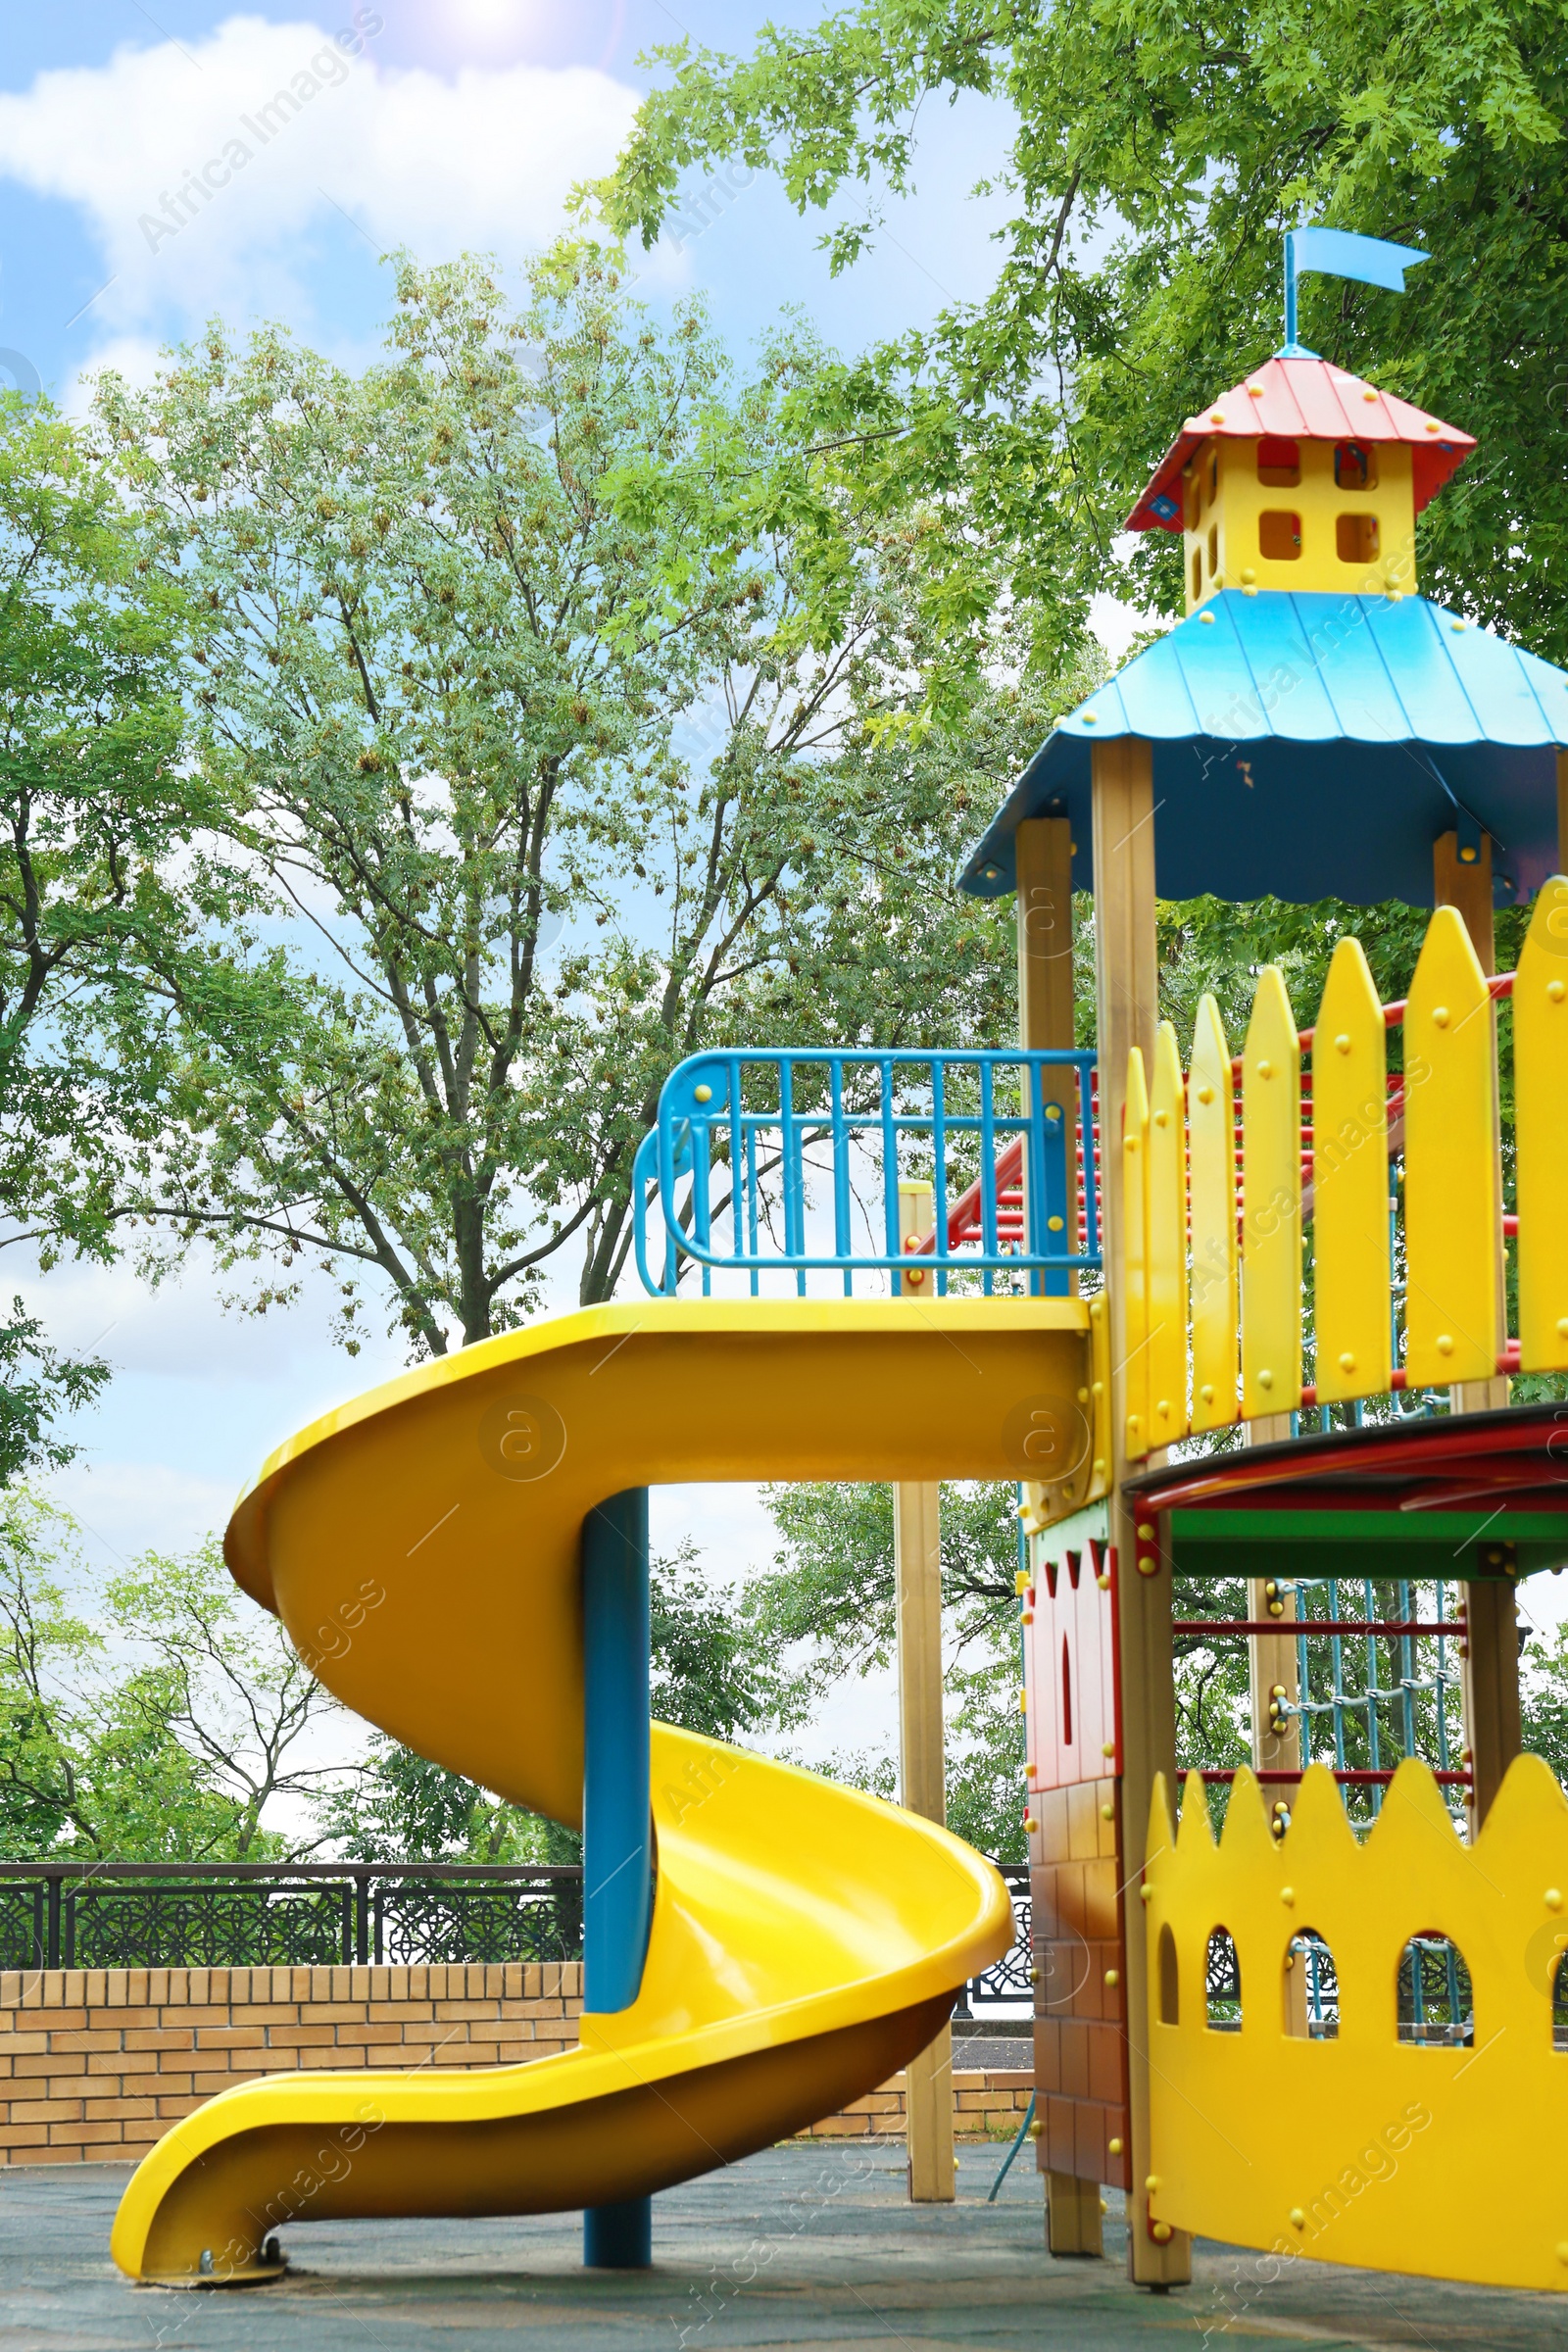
[1522,1614,1568,1787]
[746,1480,1027,1858]
[316,1543,777,1861]
[607,0,1568,693]
[0,391,190,1261]
[0,1499,338,1860]
[0,1298,108,1489]
[91,245,1044,1355]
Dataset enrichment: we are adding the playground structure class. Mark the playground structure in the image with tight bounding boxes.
[111,251,1568,2300]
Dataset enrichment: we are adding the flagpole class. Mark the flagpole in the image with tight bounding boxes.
[1284,230,1298,352]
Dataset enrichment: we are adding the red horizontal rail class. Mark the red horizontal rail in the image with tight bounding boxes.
[1300,1341,1519,1409]
[1174,1621,1459,1639]
[1200,1768,1472,1787]
[1233,970,1513,1078]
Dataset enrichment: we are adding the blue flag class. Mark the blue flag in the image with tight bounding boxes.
[1282,227,1429,354]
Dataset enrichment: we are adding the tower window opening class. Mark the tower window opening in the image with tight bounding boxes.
[1337,513,1381,565]
[1184,467,1200,529]
[1256,436,1300,488]
[1335,442,1377,491]
[1060,1635,1073,1746]
[1396,1934,1473,2047]
[1285,1930,1340,2039]
[1158,1924,1179,2026]
[1206,450,1218,502]
[1553,1948,1568,2051]
[1206,524,1218,579]
[1259,512,1302,562]
[1206,1927,1242,2031]
[1192,550,1202,602]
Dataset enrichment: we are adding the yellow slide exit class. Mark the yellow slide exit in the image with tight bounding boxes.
[111,1298,1088,2283]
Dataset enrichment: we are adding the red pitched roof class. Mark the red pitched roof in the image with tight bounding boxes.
[1126,355,1476,533]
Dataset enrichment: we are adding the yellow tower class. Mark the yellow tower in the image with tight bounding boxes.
[1127,356,1475,612]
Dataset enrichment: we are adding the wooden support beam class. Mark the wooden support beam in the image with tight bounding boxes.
[1015,817,1100,2253]
[1432,833,1519,1830]
[1091,739,1190,2290]
[894,1180,955,2204]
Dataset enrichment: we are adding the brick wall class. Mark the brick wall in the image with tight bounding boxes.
[796,2067,1034,2140]
[0,1967,1031,2167]
[0,1964,582,2167]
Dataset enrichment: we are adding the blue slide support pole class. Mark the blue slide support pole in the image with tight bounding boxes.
[581,1488,654,2270]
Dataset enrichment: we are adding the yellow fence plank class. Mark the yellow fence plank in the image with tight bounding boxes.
[1188,995,1238,1432]
[1402,906,1499,1388]
[1241,967,1301,1418]
[1122,1046,1152,1460]
[1147,1020,1190,1446]
[1310,939,1392,1403]
[1513,875,1568,1373]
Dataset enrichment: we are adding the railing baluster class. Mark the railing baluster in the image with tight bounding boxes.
[931,1057,950,1298]
[831,1058,852,1297]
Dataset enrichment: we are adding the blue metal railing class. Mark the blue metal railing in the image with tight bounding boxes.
[632,1048,1100,1298]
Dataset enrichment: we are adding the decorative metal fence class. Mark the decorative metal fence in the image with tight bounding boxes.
[0,1859,1035,2010]
[961,1866,1032,2014]
[0,1864,582,1973]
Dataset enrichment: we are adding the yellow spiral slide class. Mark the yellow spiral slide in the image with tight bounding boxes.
[111,1298,1086,2283]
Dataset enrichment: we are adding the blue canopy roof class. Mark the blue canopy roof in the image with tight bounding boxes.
[961,592,1568,906]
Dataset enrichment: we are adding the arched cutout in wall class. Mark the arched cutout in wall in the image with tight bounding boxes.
[1396,1933,1473,2047]
[1157,1924,1179,2026]
[1205,1927,1242,2032]
[1553,1949,1568,2052]
[1284,1929,1339,2040]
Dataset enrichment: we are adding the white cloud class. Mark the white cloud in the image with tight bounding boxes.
[47,1455,237,1569]
[0,12,641,341]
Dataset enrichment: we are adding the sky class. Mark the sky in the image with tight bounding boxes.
[7,4,1556,1811]
[0,0,1038,1781]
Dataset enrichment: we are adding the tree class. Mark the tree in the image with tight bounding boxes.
[745,1480,1030,1858]
[607,0,1568,678]
[0,1498,339,1860]
[316,1542,779,1860]
[92,246,1031,1358]
[0,1298,108,1490]
[0,390,188,1263]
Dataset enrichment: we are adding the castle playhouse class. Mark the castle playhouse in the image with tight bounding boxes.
[962,347,1568,2291]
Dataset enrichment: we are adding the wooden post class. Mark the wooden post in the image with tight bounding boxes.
[893,1179,955,2203]
[1015,816,1101,2252]
[1432,831,1520,1830]
[1091,739,1190,2289]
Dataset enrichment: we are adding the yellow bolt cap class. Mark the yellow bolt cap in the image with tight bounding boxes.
[1281,1886,1296,1905]
[1104,1968,1119,1986]
[1107,2137,1123,2156]
[1290,2208,1306,2230]
[1152,2222,1173,2243]
[1547,1888,1563,1910]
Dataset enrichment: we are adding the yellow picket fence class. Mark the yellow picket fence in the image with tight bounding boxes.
[1119,878,1568,1457]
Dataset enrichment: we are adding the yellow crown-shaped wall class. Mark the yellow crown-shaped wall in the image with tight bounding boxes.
[1143,1757,1568,2293]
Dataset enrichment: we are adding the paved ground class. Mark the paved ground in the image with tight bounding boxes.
[0,2144,1559,2352]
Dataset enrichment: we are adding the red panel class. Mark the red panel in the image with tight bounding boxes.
[1024,1543,1121,1791]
